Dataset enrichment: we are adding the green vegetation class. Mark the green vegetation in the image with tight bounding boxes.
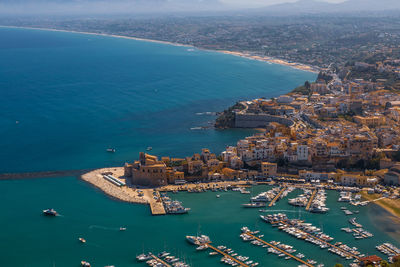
[291,81,311,95]
[215,102,245,128]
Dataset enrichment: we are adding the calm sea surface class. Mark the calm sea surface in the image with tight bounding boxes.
[2,27,398,267]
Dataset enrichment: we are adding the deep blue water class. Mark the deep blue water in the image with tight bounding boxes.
[0,27,315,173]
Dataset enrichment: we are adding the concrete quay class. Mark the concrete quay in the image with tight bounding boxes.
[81,167,165,215]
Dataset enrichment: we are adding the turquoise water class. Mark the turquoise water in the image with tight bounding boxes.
[0,27,315,173]
[0,178,399,267]
[4,27,396,267]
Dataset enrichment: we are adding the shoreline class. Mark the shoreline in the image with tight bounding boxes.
[0,25,318,73]
[361,191,400,220]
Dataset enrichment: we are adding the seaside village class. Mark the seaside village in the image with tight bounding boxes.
[81,74,400,267]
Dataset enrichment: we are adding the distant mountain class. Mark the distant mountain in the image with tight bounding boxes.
[261,0,400,14]
[0,0,224,14]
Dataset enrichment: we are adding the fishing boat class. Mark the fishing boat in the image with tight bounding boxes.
[81,261,91,267]
[78,237,86,243]
[106,148,116,153]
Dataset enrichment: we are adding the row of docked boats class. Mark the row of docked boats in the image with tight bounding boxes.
[349,217,363,228]
[308,189,329,213]
[250,186,294,204]
[260,213,364,263]
[340,227,373,239]
[136,252,190,267]
[240,227,322,266]
[161,195,191,214]
[186,234,258,267]
[216,245,258,266]
[376,243,400,262]
[232,187,250,194]
[288,189,312,207]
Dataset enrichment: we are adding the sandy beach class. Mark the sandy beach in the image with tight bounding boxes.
[0,25,318,73]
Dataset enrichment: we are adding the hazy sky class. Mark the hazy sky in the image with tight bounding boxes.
[220,0,346,7]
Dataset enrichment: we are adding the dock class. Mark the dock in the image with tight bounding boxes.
[279,221,361,260]
[150,254,172,267]
[146,190,166,215]
[205,243,249,267]
[305,189,317,211]
[268,187,287,207]
[245,232,314,267]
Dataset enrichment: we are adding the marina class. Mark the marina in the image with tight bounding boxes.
[240,227,316,267]
[185,234,255,267]
[305,190,317,211]
[376,243,400,262]
[268,186,288,207]
[260,213,364,263]
[137,251,190,267]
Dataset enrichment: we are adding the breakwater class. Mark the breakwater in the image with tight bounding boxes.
[0,169,95,180]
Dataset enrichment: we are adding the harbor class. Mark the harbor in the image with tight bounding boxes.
[3,176,400,266]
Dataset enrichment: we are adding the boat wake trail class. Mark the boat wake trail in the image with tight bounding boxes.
[89,225,120,231]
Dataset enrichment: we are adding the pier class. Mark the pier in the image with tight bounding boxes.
[279,221,361,260]
[245,232,314,267]
[268,186,287,207]
[305,189,317,211]
[205,244,249,267]
[150,254,172,267]
[146,190,166,215]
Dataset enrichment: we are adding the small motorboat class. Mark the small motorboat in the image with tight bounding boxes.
[42,209,58,216]
[106,148,116,153]
[119,227,127,231]
[216,195,220,198]
[81,261,91,267]
[79,237,86,243]
[146,146,152,151]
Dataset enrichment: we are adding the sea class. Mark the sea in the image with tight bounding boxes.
[1,27,398,267]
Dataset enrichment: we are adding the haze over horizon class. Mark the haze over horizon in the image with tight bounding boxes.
[1,0,399,16]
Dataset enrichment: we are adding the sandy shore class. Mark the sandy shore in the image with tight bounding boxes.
[219,50,319,73]
[361,191,400,219]
[0,25,318,73]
